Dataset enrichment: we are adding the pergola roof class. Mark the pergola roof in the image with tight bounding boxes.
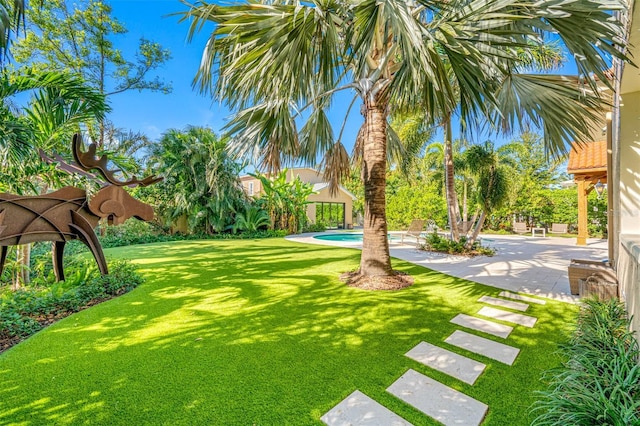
[568,140,607,180]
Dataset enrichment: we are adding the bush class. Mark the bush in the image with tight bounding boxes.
[386,184,447,230]
[0,261,143,340]
[531,297,640,425]
[302,223,327,233]
[421,233,495,256]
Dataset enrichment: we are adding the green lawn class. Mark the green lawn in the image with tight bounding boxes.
[0,239,578,425]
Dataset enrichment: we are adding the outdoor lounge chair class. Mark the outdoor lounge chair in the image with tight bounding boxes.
[513,222,530,234]
[400,219,426,244]
[426,219,438,233]
[548,223,568,234]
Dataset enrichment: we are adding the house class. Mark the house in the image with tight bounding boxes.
[239,168,357,229]
[612,0,640,334]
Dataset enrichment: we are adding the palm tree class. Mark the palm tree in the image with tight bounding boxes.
[1,69,108,166]
[464,141,510,248]
[0,0,25,63]
[180,0,626,283]
[147,126,247,234]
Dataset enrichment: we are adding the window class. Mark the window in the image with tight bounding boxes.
[248,182,254,196]
[315,202,345,229]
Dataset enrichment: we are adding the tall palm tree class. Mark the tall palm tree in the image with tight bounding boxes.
[181,0,626,282]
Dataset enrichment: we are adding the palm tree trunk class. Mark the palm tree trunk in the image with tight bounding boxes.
[444,117,460,241]
[359,97,392,276]
[465,210,486,249]
[462,180,468,222]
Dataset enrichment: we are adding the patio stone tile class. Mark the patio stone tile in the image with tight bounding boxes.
[445,330,520,365]
[498,291,547,305]
[478,306,537,328]
[478,295,529,311]
[321,390,412,426]
[387,369,488,426]
[405,341,486,385]
[450,313,513,339]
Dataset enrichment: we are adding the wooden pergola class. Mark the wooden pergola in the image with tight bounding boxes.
[567,140,607,246]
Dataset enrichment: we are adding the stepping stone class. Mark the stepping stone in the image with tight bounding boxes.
[445,330,520,365]
[451,313,513,339]
[321,390,413,426]
[499,291,547,305]
[479,295,529,311]
[478,306,537,328]
[405,341,486,385]
[387,369,488,426]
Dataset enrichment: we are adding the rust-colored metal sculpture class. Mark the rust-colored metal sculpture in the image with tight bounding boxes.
[0,134,162,281]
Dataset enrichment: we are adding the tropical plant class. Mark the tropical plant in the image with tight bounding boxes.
[464,141,510,248]
[145,126,247,235]
[531,297,640,425]
[1,69,108,167]
[251,170,315,234]
[232,203,270,233]
[181,0,626,283]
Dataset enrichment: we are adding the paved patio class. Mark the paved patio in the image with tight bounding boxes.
[286,233,609,303]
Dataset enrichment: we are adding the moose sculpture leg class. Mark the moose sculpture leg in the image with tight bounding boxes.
[0,246,7,278]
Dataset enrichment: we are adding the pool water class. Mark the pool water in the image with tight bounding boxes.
[313,233,399,242]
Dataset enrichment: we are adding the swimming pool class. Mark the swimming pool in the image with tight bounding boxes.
[313,233,399,242]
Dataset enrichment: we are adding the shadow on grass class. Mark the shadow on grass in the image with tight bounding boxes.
[0,239,578,425]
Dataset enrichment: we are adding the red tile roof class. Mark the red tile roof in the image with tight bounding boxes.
[568,140,608,173]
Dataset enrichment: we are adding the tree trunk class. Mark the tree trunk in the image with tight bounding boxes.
[465,210,486,249]
[359,97,392,276]
[462,180,468,222]
[444,117,460,241]
[19,244,30,285]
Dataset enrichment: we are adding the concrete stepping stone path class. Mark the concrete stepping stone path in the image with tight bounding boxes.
[478,295,529,312]
[445,330,520,365]
[478,306,537,328]
[321,390,413,426]
[499,291,547,305]
[450,313,513,339]
[405,341,486,385]
[387,369,488,426]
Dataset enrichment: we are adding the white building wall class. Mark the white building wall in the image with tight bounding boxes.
[619,90,640,234]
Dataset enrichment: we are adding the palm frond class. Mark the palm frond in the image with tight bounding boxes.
[225,100,299,173]
[321,141,350,196]
[491,73,606,157]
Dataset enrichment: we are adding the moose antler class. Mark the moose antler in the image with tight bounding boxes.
[72,134,162,187]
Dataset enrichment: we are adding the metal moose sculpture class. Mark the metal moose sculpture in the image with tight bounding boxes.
[0,134,162,281]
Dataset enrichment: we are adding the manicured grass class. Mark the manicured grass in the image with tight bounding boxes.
[0,239,578,425]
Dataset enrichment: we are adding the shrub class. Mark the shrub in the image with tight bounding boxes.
[302,223,327,233]
[421,233,495,256]
[531,297,640,425]
[0,261,143,341]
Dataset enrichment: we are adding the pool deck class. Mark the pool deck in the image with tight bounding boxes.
[286,232,609,303]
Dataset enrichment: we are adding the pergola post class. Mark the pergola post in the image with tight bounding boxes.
[576,178,590,246]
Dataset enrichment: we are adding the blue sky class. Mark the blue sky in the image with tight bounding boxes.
[108,1,231,140]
